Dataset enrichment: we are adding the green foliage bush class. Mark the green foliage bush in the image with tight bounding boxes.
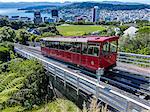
[0,42,16,63]
[16,29,31,45]
[0,27,16,42]
[0,59,50,111]
[0,46,10,63]
[119,26,150,55]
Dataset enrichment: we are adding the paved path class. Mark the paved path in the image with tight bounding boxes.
[116,62,150,78]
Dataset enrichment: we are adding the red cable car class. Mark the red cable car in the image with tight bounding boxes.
[40,36,119,72]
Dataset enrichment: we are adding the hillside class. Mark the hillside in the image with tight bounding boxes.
[61,2,150,10]
[4,1,149,11]
[0,2,71,9]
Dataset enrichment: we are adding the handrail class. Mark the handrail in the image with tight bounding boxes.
[118,52,150,67]
[14,45,150,112]
[119,52,150,58]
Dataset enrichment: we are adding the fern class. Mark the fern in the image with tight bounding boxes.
[6,77,25,89]
[0,73,18,87]
[1,105,24,112]
[0,88,18,103]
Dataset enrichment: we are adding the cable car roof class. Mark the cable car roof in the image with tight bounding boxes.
[41,36,119,43]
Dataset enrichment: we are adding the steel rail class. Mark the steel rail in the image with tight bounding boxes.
[14,45,150,112]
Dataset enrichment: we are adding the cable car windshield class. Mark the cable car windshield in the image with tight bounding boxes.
[102,41,117,55]
[82,43,100,57]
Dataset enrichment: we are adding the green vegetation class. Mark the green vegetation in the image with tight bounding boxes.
[0,46,9,63]
[0,27,16,42]
[120,26,150,55]
[0,59,50,111]
[0,25,59,44]
[136,20,150,27]
[0,43,15,64]
[16,29,31,44]
[57,25,105,36]
[32,99,80,112]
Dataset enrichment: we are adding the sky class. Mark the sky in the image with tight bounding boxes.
[0,0,149,4]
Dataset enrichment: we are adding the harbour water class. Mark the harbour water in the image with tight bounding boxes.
[0,8,51,20]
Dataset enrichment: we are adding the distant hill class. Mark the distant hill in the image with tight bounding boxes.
[1,2,149,11]
[61,2,150,10]
[18,5,58,10]
[0,2,71,9]
[101,1,145,5]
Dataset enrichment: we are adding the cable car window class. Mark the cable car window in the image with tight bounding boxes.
[41,40,45,47]
[69,43,81,53]
[64,42,72,51]
[82,44,88,54]
[102,42,109,55]
[87,43,100,57]
[69,43,76,52]
[88,47,93,55]
[94,47,99,56]
[76,43,81,53]
[45,41,50,47]
[110,41,117,53]
[60,42,65,50]
[103,41,117,55]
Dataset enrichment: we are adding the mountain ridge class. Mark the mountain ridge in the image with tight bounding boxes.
[0,1,149,10]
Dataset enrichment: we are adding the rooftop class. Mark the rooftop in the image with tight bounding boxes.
[41,36,119,43]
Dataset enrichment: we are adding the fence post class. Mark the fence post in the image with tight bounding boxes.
[96,68,104,83]
[77,77,79,95]
[126,101,131,112]
[64,71,66,90]
[96,86,99,100]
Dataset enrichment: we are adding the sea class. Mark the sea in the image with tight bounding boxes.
[0,8,51,20]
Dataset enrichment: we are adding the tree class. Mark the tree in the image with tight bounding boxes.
[16,30,31,45]
[0,46,10,63]
[136,20,150,27]
[42,32,57,37]
[0,18,9,27]
[10,21,26,30]
[0,42,16,64]
[0,26,16,42]
[59,18,65,23]
[39,26,60,35]
[119,26,150,55]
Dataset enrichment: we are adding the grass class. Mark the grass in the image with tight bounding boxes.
[56,25,105,36]
[31,98,80,112]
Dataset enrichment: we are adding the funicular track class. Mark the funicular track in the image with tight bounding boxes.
[22,45,150,100]
[14,44,150,112]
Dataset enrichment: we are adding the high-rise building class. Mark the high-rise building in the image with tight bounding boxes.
[34,11,42,24]
[51,9,59,22]
[92,6,99,22]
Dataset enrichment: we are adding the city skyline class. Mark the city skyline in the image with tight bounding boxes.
[0,0,149,4]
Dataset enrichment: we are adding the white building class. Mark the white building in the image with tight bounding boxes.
[123,26,138,37]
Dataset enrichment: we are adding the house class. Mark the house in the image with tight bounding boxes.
[27,28,40,35]
[123,26,138,37]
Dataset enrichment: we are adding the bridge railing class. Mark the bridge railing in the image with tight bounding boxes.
[14,45,150,112]
[118,52,150,67]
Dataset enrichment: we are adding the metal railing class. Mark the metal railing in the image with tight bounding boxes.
[118,52,150,67]
[14,45,150,112]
